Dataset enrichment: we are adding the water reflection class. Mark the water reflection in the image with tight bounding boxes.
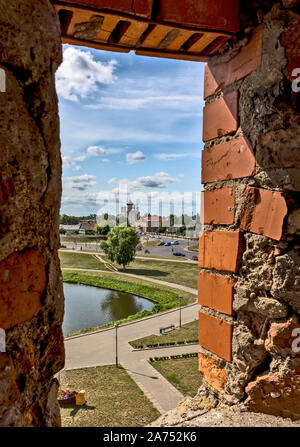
[63,282,154,336]
[100,290,145,321]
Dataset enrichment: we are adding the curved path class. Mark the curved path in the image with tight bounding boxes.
[65,303,200,414]
[62,267,198,295]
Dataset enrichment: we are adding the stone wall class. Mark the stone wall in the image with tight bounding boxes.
[0,0,299,426]
[0,0,64,426]
[198,1,300,420]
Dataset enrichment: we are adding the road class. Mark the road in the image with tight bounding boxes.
[61,236,199,260]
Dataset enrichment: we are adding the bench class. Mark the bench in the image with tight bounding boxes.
[159,324,175,335]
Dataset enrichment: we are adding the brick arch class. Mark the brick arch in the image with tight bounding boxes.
[0,0,299,426]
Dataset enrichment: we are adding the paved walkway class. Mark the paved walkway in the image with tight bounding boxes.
[62,267,198,295]
[65,303,200,414]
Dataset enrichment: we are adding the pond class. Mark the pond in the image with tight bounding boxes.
[62,282,155,336]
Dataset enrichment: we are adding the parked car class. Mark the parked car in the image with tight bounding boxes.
[144,249,150,254]
[164,242,171,246]
[60,244,67,248]
[157,242,165,246]
[192,255,198,261]
[171,241,179,245]
[173,252,185,257]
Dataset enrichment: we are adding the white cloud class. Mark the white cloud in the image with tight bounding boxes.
[56,46,117,102]
[155,153,188,161]
[108,172,179,192]
[74,154,87,162]
[66,174,96,191]
[62,156,73,168]
[126,151,145,164]
[62,156,82,172]
[87,145,106,156]
[87,94,204,111]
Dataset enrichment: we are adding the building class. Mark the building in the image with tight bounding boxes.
[119,200,140,226]
[138,215,169,232]
[60,224,80,234]
[78,221,95,235]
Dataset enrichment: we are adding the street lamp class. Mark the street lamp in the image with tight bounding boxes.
[115,323,119,368]
[179,296,182,328]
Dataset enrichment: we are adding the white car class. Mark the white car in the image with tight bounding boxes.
[171,241,179,245]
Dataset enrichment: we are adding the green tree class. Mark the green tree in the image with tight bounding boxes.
[94,224,110,235]
[100,227,139,270]
[169,214,175,227]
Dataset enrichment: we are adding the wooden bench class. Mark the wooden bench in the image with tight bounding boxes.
[159,324,175,335]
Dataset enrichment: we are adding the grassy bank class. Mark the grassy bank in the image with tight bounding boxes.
[60,252,108,270]
[63,271,195,337]
[150,357,202,397]
[59,251,199,289]
[187,244,199,252]
[129,320,198,349]
[59,365,160,427]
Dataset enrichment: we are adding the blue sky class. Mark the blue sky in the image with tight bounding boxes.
[56,44,205,217]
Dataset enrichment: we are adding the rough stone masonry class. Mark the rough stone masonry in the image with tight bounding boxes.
[0,0,64,426]
[197,0,300,421]
[0,0,299,427]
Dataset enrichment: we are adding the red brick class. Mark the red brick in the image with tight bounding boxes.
[281,24,300,81]
[198,231,243,273]
[157,0,240,34]
[204,27,263,99]
[245,372,300,420]
[202,91,238,142]
[198,350,228,392]
[240,187,288,241]
[0,249,46,329]
[198,271,235,315]
[265,316,300,358]
[198,311,233,361]
[57,0,153,18]
[201,137,255,183]
[202,188,235,225]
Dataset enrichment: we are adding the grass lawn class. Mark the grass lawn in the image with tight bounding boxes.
[59,251,109,270]
[60,251,198,289]
[124,258,198,289]
[59,365,160,427]
[143,240,160,247]
[62,271,195,336]
[129,320,198,349]
[187,245,199,252]
[150,357,202,397]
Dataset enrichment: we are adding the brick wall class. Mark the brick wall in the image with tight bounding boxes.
[0,0,64,426]
[198,1,300,420]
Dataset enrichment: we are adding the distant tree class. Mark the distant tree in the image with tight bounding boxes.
[59,227,66,234]
[60,214,79,225]
[169,214,175,227]
[103,213,109,221]
[94,224,110,235]
[100,227,139,270]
